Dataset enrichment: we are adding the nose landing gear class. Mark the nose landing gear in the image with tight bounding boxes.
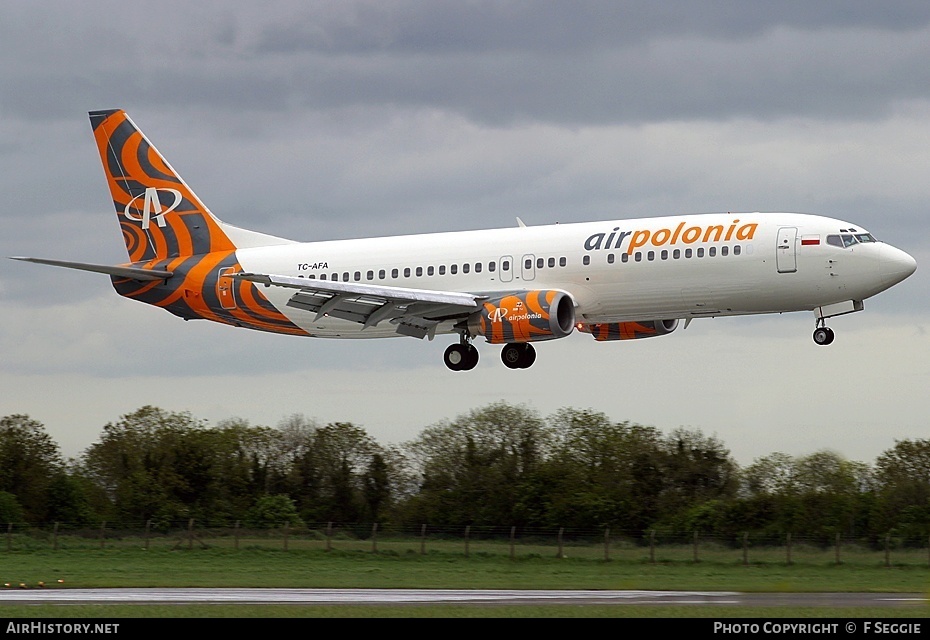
[813,322,835,346]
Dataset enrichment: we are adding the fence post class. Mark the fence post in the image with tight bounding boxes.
[99,521,106,549]
[742,532,749,566]
[510,526,516,560]
[5,523,10,552]
[188,518,194,550]
[649,529,655,564]
[557,527,564,558]
[283,522,290,551]
[885,533,891,568]
[693,530,699,563]
[326,522,333,552]
[144,520,152,551]
[53,522,59,552]
[234,520,240,550]
[604,527,610,562]
[464,525,470,558]
[420,524,427,555]
[371,523,378,553]
[835,532,841,565]
[786,532,792,566]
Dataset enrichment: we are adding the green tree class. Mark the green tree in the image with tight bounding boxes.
[541,408,665,532]
[402,402,551,527]
[873,439,930,541]
[0,415,65,523]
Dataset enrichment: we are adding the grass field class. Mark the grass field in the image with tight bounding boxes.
[0,535,928,617]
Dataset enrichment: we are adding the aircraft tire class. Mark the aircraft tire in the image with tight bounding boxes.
[519,343,537,368]
[444,344,467,371]
[501,343,523,369]
[501,343,536,369]
[461,345,479,370]
[813,327,835,346]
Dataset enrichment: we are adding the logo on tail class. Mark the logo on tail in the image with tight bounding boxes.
[123,187,182,229]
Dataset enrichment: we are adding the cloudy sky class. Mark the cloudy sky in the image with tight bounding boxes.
[2,1,929,465]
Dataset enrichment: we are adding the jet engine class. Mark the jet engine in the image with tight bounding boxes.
[468,290,575,343]
[577,319,679,341]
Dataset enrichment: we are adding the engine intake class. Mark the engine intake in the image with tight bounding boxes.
[469,290,575,343]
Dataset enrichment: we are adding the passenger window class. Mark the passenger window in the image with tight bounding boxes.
[583,255,590,265]
[320,274,327,281]
[709,247,716,257]
[427,266,434,276]
[525,258,533,270]
[404,268,411,277]
[547,257,555,268]
[451,264,458,274]
[354,271,361,281]
[489,262,496,272]
[607,254,615,264]
[502,260,510,271]
[559,257,566,267]
[734,246,741,256]
[416,267,423,277]
[661,250,668,260]
[463,263,470,274]
[697,248,704,258]
[475,262,482,273]
[647,251,655,261]
[621,253,629,263]
[392,268,399,278]
[635,252,642,262]
[685,249,692,258]
[439,265,446,275]
[342,272,350,281]
[367,270,374,280]
[536,257,544,269]
[721,246,728,257]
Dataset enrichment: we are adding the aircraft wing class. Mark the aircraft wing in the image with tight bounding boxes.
[234,272,487,339]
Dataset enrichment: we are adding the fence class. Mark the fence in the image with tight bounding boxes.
[3,521,929,567]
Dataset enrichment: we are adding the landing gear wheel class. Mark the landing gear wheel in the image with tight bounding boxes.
[444,343,479,371]
[501,343,536,369]
[813,327,835,345]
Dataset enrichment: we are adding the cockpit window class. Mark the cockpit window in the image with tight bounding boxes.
[827,233,877,248]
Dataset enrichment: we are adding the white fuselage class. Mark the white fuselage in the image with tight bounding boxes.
[235,212,916,339]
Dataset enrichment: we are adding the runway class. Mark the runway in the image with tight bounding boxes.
[0,588,926,607]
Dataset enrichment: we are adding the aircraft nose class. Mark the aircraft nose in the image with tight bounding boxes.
[880,244,917,287]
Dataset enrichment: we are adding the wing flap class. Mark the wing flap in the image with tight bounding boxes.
[234,272,485,337]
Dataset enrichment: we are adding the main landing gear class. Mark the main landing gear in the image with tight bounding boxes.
[812,320,835,346]
[500,343,536,369]
[443,337,538,370]
[444,334,479,371]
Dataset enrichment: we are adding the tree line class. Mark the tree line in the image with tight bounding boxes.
[1,402,927,545]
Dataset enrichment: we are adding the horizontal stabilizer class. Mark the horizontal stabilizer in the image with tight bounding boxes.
[10,257,172,281]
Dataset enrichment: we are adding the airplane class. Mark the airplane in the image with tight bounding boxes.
[11,109,918,371]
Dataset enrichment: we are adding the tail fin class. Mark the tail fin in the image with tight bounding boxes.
[90,109,237,262]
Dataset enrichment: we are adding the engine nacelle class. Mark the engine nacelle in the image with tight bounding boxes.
[577,319,679,341]
[468,290,575,344]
